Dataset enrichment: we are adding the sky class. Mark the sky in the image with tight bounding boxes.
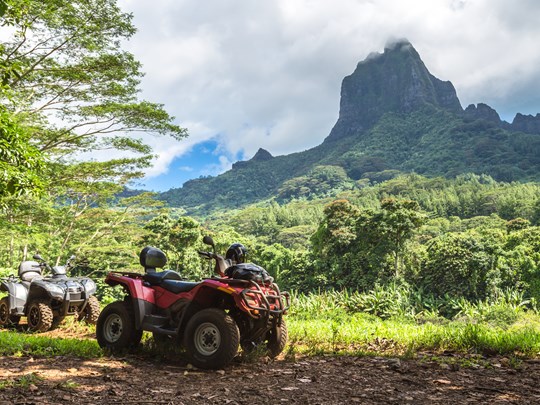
[117,0,540,192]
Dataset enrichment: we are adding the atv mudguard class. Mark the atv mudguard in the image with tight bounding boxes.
[104,272,156,329]
[27,279,64,302]
[0,279,28,316]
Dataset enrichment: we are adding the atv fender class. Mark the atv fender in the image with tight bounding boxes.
[176,301,202,342]
[105,273,156,330]
[28,280,65,302]
[0,280,27,316]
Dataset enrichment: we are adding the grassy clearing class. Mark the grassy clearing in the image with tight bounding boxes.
[0,316,101,358]
[1,290,540,361]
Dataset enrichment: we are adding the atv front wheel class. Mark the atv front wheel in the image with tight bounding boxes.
[96,301,142,351]
[78,296,100,325]
[0,297,20,328]
[184,308,240,370]
[51,316,65,330]
[266,319,288,358]
[27,302,53,332]
[241,319,288,358]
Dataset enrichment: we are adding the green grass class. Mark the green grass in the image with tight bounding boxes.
[287,316,540,357]
[0,329,102,358]
[286,298,540,358]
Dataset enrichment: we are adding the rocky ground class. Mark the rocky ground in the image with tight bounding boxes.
[1,351,540,404]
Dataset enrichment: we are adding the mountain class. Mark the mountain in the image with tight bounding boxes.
[161,40,540,214]
[325,40,462,142]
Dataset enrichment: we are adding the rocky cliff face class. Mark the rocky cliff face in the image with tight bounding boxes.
[324,40,462,142]
[511,113,540,135]
[464,103,502,124]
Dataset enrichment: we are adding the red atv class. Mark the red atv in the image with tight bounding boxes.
[96,236,289,369]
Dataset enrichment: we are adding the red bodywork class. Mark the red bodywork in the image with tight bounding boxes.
[104,271,287,321]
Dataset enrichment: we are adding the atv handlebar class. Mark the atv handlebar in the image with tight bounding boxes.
[197,250,214,259]
[198,250,231,277]
[31,254,76,274]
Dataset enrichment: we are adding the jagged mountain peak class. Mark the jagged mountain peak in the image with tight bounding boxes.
[384,37,414,50]
[512,113,540,134]
[251,148,273,161]
[324,40,462,142]
[232,147,273,170]
[464,103,501,124]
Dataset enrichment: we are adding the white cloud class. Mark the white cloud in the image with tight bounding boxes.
[117,0,540,182]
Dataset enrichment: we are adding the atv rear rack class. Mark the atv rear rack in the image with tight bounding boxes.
[236,280,290,319]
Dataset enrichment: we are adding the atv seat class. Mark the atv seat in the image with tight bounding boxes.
[143,270,200,293]
[18,261,42,282]
[161,280,200,294]
[143,270,182,285]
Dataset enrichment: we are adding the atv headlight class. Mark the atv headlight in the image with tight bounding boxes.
[82,279,96,295]
[48,284,65,299]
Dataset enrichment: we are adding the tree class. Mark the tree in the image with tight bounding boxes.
[312,199,361,257]
[419,230,508,301]
[0,0,186,183]
[142,214,204,277]
[310,199,366,288]
[371,198,426,277]
[0,108,45,201]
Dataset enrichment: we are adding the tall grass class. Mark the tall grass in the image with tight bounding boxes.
[286,286,540,358]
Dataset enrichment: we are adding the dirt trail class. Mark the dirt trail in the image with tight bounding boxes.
[1,353,540,404]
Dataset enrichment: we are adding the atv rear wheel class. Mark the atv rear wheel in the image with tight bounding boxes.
[0,297,20,328]
[27,302,53,332]
[96,301,142,351]
[78,296,100,325]
[184,308,239,370]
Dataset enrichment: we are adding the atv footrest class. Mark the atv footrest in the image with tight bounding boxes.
[145,325,178,337]
[142,314,169,328]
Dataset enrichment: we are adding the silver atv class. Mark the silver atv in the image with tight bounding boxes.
[0,254,100,332]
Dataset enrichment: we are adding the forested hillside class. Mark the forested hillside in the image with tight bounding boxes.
[161,41,540,215]
[3,169,539,319]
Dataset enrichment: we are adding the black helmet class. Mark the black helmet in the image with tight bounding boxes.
[225,243,247,264]
[139,246,167,272]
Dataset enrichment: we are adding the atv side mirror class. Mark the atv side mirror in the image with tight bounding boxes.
[33,254,44,261]
[203,236,215,247]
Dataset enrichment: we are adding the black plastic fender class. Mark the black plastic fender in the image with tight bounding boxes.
[26,281,60,304]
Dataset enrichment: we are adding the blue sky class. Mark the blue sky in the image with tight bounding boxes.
[134,140,239,191]
[116,0,540,192]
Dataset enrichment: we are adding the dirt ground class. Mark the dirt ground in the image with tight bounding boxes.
[2,322,540,404]
[2,349,540,405]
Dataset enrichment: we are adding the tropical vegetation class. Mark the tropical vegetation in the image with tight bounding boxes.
[1,0,540,361]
